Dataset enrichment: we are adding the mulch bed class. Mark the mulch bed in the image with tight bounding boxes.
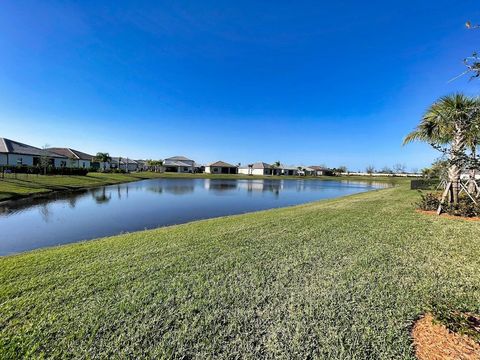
[412,313,480,360]
[416,210,480,222]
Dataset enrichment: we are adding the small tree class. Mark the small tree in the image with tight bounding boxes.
[365,165,375,175]
[95,152,112,171]
[271,161,281,175]
[39,144,51,175]
[393,163,407,174]
[380,166,393,174]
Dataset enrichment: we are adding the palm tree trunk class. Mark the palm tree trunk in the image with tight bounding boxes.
[467,145,478,196]
[448,124,466,205]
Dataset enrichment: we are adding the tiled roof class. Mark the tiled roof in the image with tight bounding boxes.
[309,166,331,171]
[239,162,271,169]
[208,161,237,167]
[165,156,193,161]
[164,160,194,167]
[111,157,138,165]
[0,138,67,157]
[47,148,94,160]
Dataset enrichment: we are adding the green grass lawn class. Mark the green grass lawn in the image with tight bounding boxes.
[0,172,167,201]
[1,181,479,358]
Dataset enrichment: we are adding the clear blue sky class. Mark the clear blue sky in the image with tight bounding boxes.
[1,1,480,171]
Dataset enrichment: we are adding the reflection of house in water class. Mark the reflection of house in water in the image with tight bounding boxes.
[162,182,195,195]
[0,189,89,216]
[203,179,238,192]
[237,180,283,196]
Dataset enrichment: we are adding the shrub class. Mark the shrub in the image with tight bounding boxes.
[0,166,88,176]
[416,192,480,217]
[416,192,440,211]
[411,179,440,190]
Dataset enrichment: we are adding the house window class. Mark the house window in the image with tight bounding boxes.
[82,162,86,168]
[17,158,23,165]
[60,161,67,167]
[183,167,189,172]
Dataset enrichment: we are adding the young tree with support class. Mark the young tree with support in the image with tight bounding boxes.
[404,94,480,213]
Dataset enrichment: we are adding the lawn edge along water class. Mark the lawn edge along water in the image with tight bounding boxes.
[0,172,168,202]
[0,183,393,260]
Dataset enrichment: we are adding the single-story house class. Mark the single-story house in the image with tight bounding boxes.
[111,157,139,172]
[238,162,274,176]
[309,166,334,176]
[205,161,238,174]
[135,160,149,172]
[281,165,299,176]
[164,156,196,173]
[47,148,94,168]
[0,137,68,168]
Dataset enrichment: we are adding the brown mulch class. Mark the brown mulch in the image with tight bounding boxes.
[416,210,480,222]
[412,313,480,360]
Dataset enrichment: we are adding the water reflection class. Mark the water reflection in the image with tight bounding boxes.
[0,178,386,255]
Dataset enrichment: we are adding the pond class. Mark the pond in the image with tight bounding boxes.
[0,178,386,255]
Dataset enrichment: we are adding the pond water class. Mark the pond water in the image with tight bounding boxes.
[0,178,386,255]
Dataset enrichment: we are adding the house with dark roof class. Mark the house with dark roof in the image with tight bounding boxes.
[47,148,94,169]
[238,162,275,176]
[0,138,68,167]
[308,166,333,176]
[163,156,196,173]
[205,161,238,174]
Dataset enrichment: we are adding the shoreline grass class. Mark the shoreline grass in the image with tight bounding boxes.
[1,182,479,358]
[0,172,170,202]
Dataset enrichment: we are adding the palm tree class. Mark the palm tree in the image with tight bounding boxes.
[248,164,253,176]
[95,152,112,171]
[404,94,480,205]
[271,161,281,175]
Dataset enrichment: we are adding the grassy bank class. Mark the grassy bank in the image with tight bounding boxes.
[0,172,406,202]
[0,172,167,201]
[1,183,479,358]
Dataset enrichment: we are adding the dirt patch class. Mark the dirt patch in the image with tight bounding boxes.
[412,313,480,360]
[416,210,480,222]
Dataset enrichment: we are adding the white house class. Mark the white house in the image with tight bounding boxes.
[238,162,274,176]
[47,148,94,168]
[164,156,196,173]
[205,161,238,174]
[111,157,139,172]
[281,165,299,176]
[0,137,68,168]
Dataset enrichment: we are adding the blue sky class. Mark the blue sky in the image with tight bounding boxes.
[1,1,480,171]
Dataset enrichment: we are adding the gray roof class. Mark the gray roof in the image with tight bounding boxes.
[240,162,271,169]
[47,148,94,161]
[208,161,237,167]
[111,157,138,165]
[0,138,67,158]
[309,166,331,171]
[165,156,193,162]
[164,160,194,167]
